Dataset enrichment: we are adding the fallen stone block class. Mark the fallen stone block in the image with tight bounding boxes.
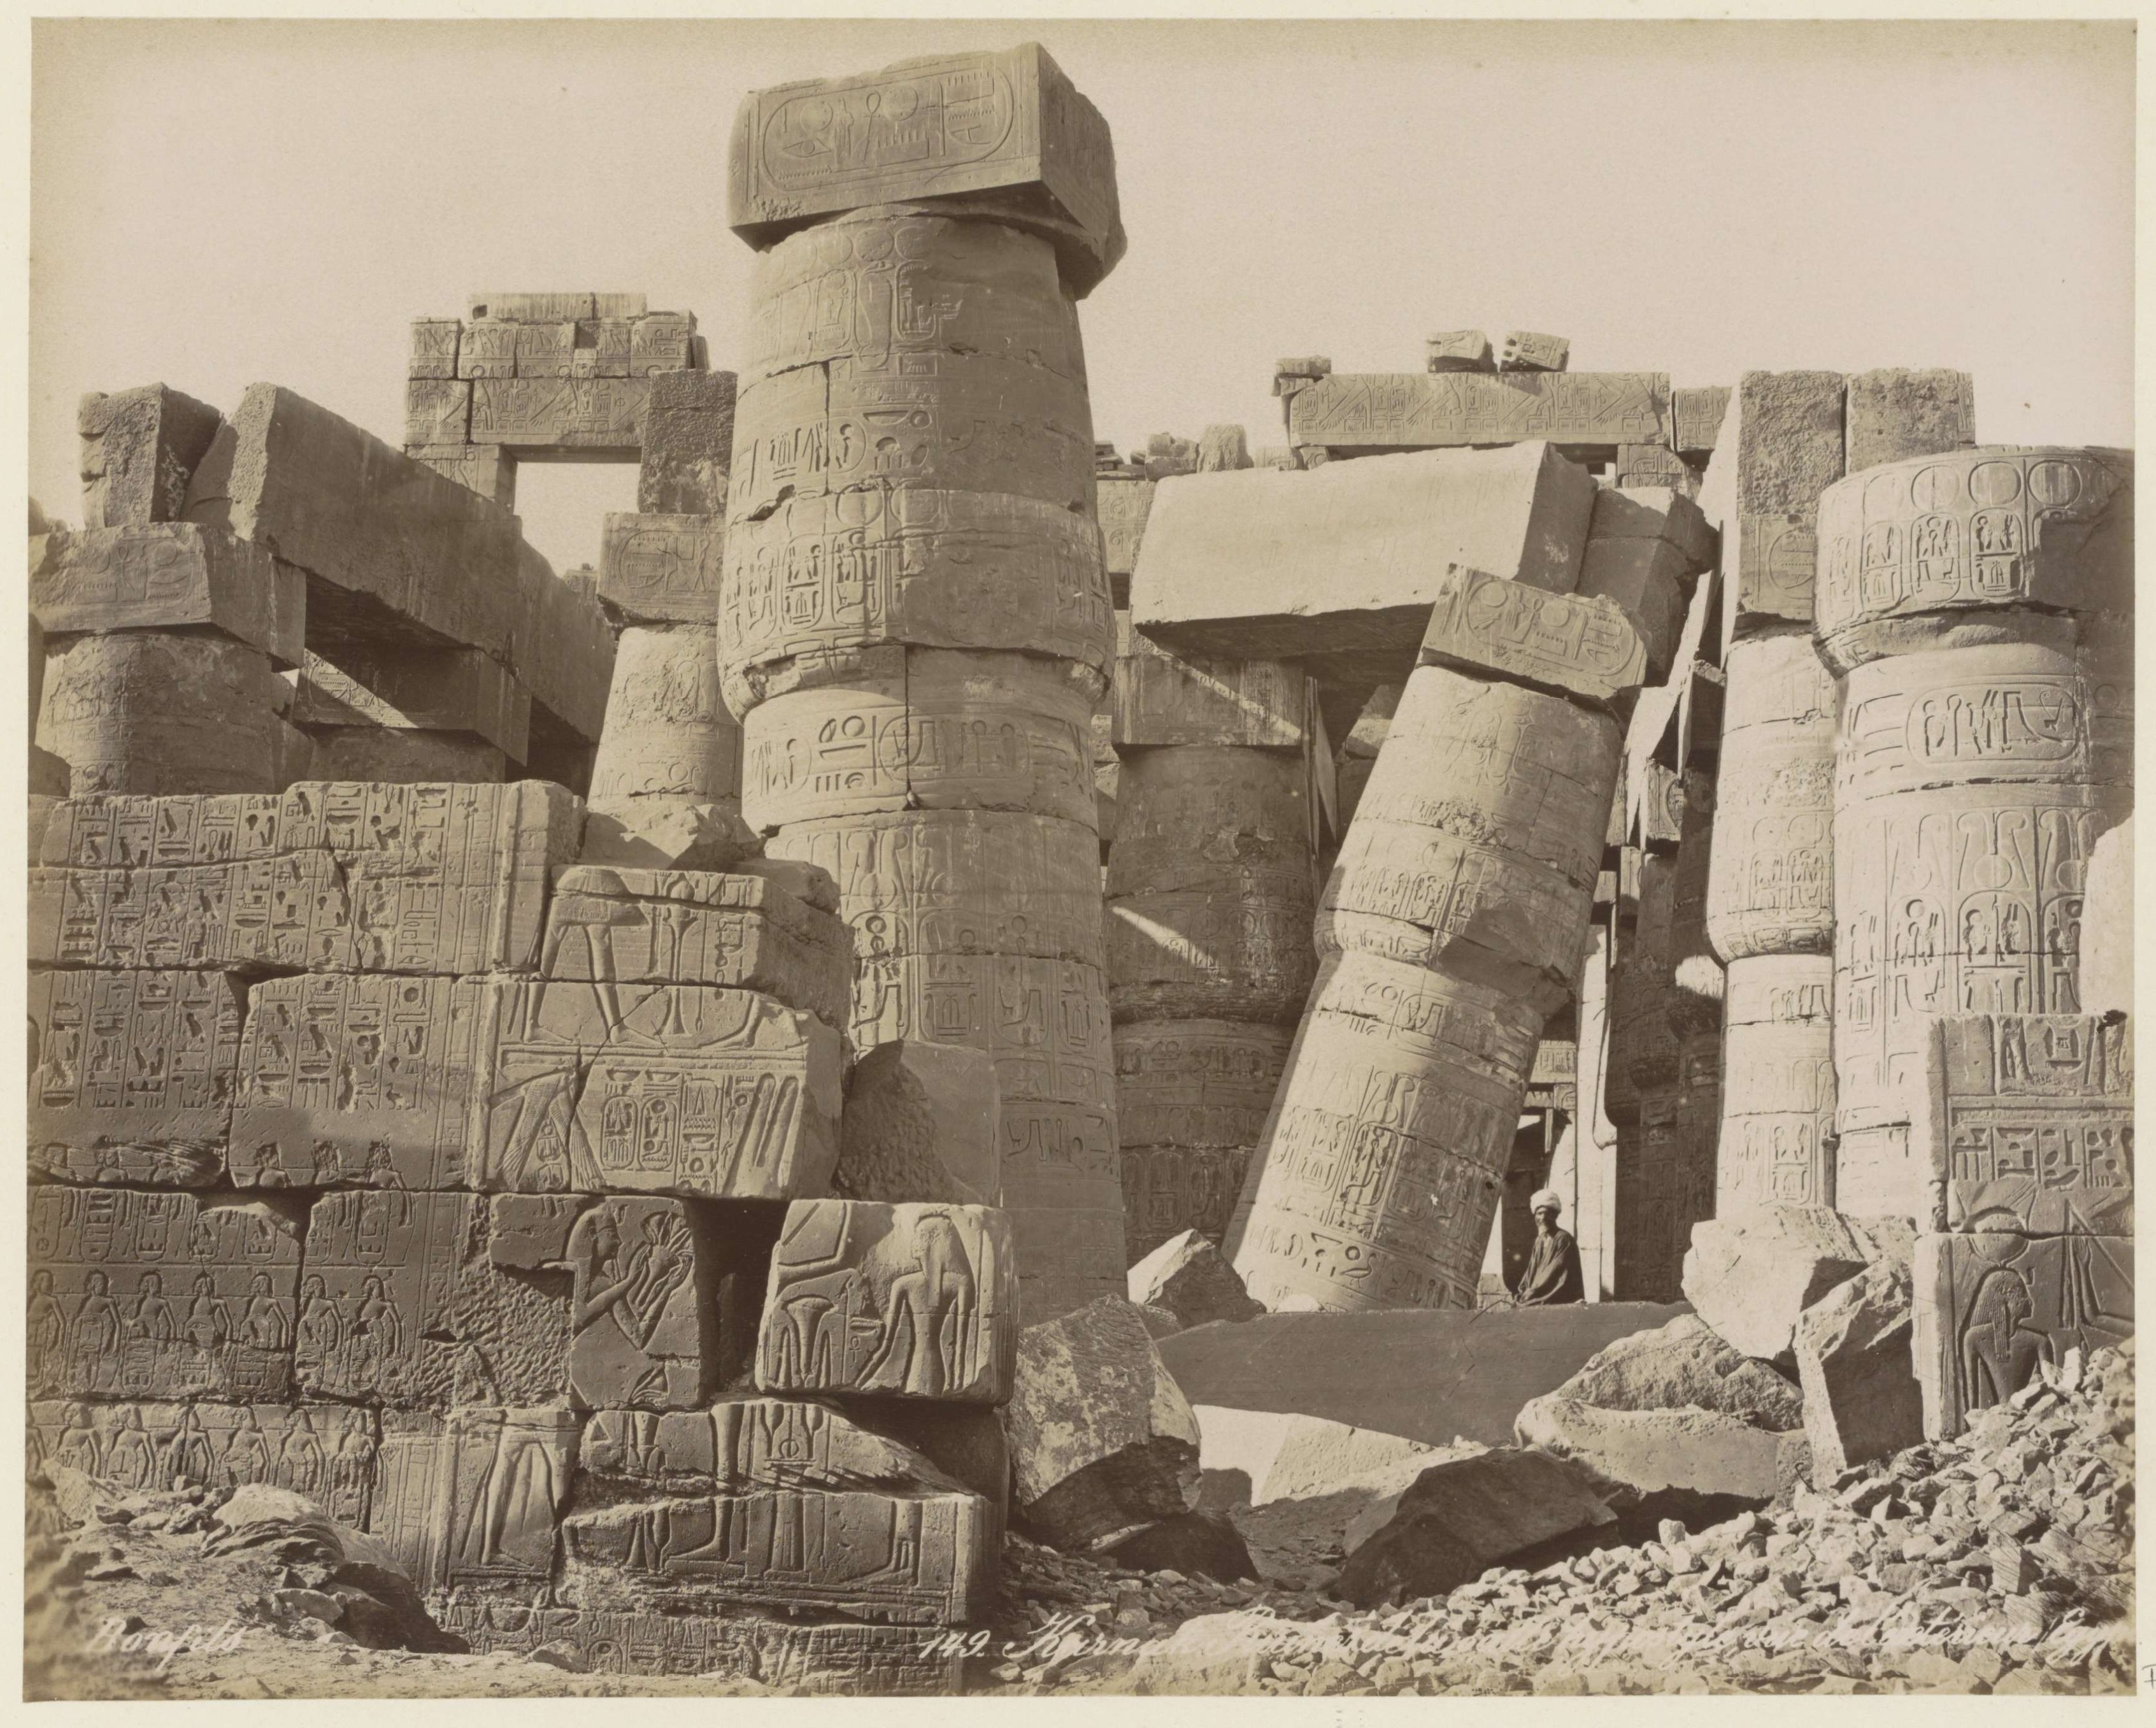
[832,1040,996,1207]
[28,968,244,1187]
[1681,1206,1890,1361]
[1129,443,1596,685]
[1425,330,1494,373]
[1333,1447,1617,1608]
[1794,1259,1923,1475]
[78,383,225,527]
[1127,1231,1264,1330]
[1417,561,1649,710]
[31,523,305,663]
[1543,1313,1805,1430]
[1103,1510,1257,1580]
[727,43,1126,297]
[1290,371,1667,455]
[1007,1296,1201,1549]
[757,1200,1019,1404]
[28,1186,303,1402]
[1501,331,1571,374]
[1513,1396,1799,1503]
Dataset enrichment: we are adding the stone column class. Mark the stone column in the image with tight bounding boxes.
[1105,608,1318,1261]
[721,47,1127,1324]
[1227,566,1650,1311]
[1815,446,2132,1218]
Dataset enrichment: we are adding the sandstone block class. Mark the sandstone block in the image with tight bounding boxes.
[564,1197,727,1410]
[78,383,225,527]
[1513,1396,1796,1503]
[741,648,1097,830]
[598,513,720,624]
[770,810,1107,966]
[1794,1259,1922,1475]
[31,524,304,662]
[587,623,741,812]
[1127,1230,1264,1328]
[722,486,1110,709]
[1703,632,1835,962]
[29,968,245,1187]
[468,375,649,453]
[1844,368,1976,473]
[294,646,531,757]
[1501,331,1571,374]
[1106,878,1316,1024]
[1116,1020,1290,1255]
[1612,444,1696,493]
[1680,1207,1880,1360]
[1113,629,1313,750]
[1106,741,1315,892]
[1543,1311,1806,1429]
[1197,424,1251,471]
[833,1040,997,1206]
[730,351,1094,524]
[1816,446,2132,667]
[302,728,502,787]
[1129,443,1597,684]
[513,320,576,377]
[32,780,580,976]
[1717,954,1836,1213]
[638,369,736,515]
[757,1200,1019,1403]
[742,208,1083,389]
[456,318,520,378]
[511,546,617,745]
[1912,1229,2131,1437]
[579,798,761,873]
[405,439,517,508]
[403,376,472,446]
[1699,370,1847,631]
[185,384,525,663]
[2079,817,2131,1017]
[1007,1296,1201,1547]
[28,1398,376,1516]
[1228,955,1541,1313]
[489,1194,589,1271]
[37,632,292,797]
[297,1192,567,1408]
[627,311,694,373]
[1098,476,1155,592]
[1291,370,1666,455]
[1417,562,1650,709]
[543,864,852,1030]
[28,1186,302,1401]
[1912,1012,2131,1236]
[408,319,460,378]
[364,1405,576,1592]
[1333,1447,1615,1608]
[727,43,1125,296]
[1574,536,1691,683]
[1673,386,1729,457]
[1425,330,1494,373]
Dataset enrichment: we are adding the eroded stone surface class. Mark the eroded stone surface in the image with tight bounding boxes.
[1680,1207,1882,1362]
[79,384,226,527]
[1127,1231,1264,1328]
[32,524,304,662]
[365,1405,576,1593]
[1417,562,1649,709]
[1843,368,1976,473]
[1794,1259,1922,1475]
[1290,372,1668,453]
[38,632,295,797]
[832,1040,996,1206]
[1717,955,1836,1214]
[29,1398,375,1515]
[1543,1312,1806,1430]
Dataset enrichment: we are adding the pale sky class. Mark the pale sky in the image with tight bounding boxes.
[30,18,2134,575]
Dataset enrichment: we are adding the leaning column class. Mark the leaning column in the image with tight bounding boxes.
[722,46,1127,1322]
[1227,566,1652,1311]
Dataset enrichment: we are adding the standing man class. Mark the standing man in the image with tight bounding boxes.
[1510,1188,1585,1305]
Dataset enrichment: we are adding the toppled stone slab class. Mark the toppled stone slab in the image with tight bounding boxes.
[1513,1396,1801,1503]
[32,524,305,663]
[832,1040,996,1207]
[1681,1207,1901,1362]
[1333,1447,1616,1608]
[1008,1296,1202,1550]
[29,968,245,1187]
[727,42,1126,296]
[1425,331,1494,373]
[78,383,225,527]
[1501,331,1571,374]
[1543,1314,1805,1431]
[1129,443,1596,684]
[757,1200,1019,1403]
[1794,1259,1923,1475]
[1127,1231,1264,1331]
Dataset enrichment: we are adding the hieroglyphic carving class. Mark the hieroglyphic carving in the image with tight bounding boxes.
[723,485,1110,710]
[27,1187,301,1400]
[367,1406,577,1593]
[1916,1013,2132,1236]
[599,514,721,624]
[742,648,1097,829]
[1288,371,1672,452]
[1106,879,1316,1023]
[471,981,845,1200]
[30,524,305,663]
[297,1191,568,1409]
[1111,627,1313,749]
[29,969,244,1187]
[27,1399,376,1516]
[468,376,650,450]
[1116,1019,1292,1257]
[1913,1230,2132,1437]
[544,864,852,1026]
[757,1201,1018,1403]
[1717,954,1836,1214]
[567,1199,715,1410]
[1417,562,1648,707]
[727,43,1124,296]
[1816,446,2132,655]
[37,632,294,798]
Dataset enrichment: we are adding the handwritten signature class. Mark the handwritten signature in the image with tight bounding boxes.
[83,1617,248,1673]
[921,1611,1145,1664]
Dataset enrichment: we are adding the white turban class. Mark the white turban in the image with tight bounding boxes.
[1530,1189,1562,1215]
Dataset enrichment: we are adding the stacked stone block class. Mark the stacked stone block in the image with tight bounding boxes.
[720,46,1127,1324]
[36,386,308,796]
[1226,564,1655,1312]
[1106,592,1320,1260]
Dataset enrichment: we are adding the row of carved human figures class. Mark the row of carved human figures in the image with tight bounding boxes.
[31,1399,375,1516]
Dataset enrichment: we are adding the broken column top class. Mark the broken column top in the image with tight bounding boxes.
[726,41,1124,296]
